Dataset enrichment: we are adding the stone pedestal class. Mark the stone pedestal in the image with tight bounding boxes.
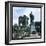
[30,23,36,33]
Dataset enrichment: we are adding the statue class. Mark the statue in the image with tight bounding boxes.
[29,12,36,34]
[30,12,34,24]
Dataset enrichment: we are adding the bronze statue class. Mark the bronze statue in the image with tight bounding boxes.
[30,12,34,24]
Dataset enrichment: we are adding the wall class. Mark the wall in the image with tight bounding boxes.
[0,0,46,46]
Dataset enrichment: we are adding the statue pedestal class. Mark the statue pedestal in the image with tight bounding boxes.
[30,23,36,33]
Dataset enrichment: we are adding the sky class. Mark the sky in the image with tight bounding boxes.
[13,7,40,25]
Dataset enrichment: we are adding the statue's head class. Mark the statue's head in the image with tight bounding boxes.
[31,11,32,14]
[30,11,32,15]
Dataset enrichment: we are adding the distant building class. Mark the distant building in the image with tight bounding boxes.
[35,22,41,34]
